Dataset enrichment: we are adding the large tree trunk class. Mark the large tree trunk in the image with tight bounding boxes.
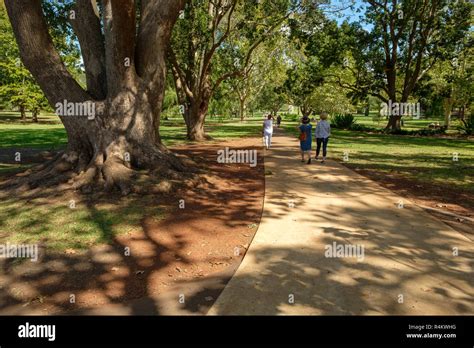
[385,115,402,132]
[4,0,186,193]
[384,94,406,132]
[19,105,26,121]
[239,97,247,122]
[184,97,211,141]
[460,105,466,121]
[443,97,454,128]
[300,105,312,118]
[32,109,38,123]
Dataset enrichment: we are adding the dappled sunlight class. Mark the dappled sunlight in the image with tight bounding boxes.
[0,137,265,314]
[209,133,474,315]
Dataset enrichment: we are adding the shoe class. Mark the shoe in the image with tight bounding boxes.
[307,158,311,164]
[321,158,326,164]
[315,156,319,160]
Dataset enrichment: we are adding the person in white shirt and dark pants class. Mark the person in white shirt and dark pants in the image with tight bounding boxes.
[315,112,331,163]
[262,115,274,150]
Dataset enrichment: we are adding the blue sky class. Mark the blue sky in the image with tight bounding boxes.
[325,0,369,26]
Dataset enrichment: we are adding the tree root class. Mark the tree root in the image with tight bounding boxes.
[0,146,198,197]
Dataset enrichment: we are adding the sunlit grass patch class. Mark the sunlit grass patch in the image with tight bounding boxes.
[0,196,166,251]
[283,121,474,193]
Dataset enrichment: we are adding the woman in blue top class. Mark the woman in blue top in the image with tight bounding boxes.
[298,116,313,164]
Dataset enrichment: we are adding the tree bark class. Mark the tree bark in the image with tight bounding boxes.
[19,104,26,121]
[444,97,454,128]
[386,115,402,132]
[32,109,38,123]
[239,97,247,122]
[184,96,211,141]
[69,0,107,99]
[5,0,186,193]
[460,105,466,121]
[300,104,312,118]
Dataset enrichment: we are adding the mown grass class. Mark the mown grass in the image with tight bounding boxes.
[0,112,67,149]
[283,120,474,193]
[0,195,166,251]
[0,110,472,250]
[0,112,263,251]
[0,111,262,149]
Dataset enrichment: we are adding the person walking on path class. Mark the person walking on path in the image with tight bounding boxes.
[315,112,331,163]
[263,115,274,150]
[298,116,313,164]
[276,114,282,128]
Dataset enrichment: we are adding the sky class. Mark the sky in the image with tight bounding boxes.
[325,0,370,27]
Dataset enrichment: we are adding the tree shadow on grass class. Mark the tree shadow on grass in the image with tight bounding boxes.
[0,140,266,315]
[204,133,474,315]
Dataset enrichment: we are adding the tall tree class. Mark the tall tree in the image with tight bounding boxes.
[4,0,186,193]
[424,32,473,126]
[284,12,347,117]
[284,57,325,117]
[226,42,285,121]
[169,0,321,140]
[0,2,53,122]
[340,0,472,131]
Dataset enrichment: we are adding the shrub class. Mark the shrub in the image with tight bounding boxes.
[332,114,355,129]
[457,117,474,135]
[391,127,447,136]
[280,113,301,122]
[350,123,378,132]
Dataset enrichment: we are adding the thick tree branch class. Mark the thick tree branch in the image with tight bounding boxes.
[136,0,186,82]
[201,0,237,81]
[102,0,137,96]
[168,47,194,99]
[4,0,90,105]
[70,0,107,100]
[328,73,389,103]
[211,13,289,95]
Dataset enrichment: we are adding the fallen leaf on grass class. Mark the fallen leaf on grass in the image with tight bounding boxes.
[24,296,46,306]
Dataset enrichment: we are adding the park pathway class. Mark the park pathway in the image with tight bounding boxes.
[208,130,474,315]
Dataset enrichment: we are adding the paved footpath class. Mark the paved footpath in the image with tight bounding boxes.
[209,130,474,315]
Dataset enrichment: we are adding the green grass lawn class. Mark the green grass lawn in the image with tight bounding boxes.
[0,111,67,149]
[0,111,263,149]
[0,110,472,251]
[0,112,264,251]
[353,113,465,134]
[1,111,472,192]
[354,113,439,129]
[160,118,262,146]
[0,195,166,251]
[283,120,474,193]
